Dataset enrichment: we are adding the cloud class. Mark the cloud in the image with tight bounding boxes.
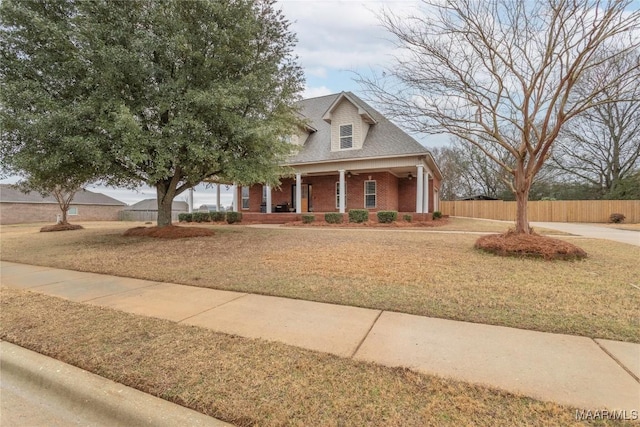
[303,85,334,98]
[279,1,419,74]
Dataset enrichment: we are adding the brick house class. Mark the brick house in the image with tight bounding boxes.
[229,92,441,217]
[0,185,125,225]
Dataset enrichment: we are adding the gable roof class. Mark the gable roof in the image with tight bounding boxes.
[322,92,377,124]
[0,184,125,206]
[124,199,188,211]
[287,92,434,166]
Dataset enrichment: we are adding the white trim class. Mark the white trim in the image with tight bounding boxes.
[265,185,272,213]
[216,184,221,212]
[232,184,238,211]
[423,172,430,213]
[416,165,424,213]
[339,172,346,212]
[67,207,78,216]
[295,173,302,214]
[364,180,376,209]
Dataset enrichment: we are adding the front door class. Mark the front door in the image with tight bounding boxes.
[301,184,310,212]
[292,184,312,212]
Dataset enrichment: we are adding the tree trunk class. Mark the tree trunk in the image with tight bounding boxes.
[156,184,175,227]
[52,187,75,225]
[513,161,532,234]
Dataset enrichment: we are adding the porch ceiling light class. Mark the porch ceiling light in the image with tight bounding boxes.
[408,172,413,180]
[347,171,352,178]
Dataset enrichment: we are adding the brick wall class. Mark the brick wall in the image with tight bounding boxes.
[233,171,438,214]
[0,203,123,225]
[398,177,417,212]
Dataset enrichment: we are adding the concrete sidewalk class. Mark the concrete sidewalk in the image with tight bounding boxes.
[1,261,638,413]
[530,222,640,246]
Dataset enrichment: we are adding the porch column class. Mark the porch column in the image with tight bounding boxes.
[295,173,302,214]
[265,184,272,213]
[232,183,238,211]
[338,169,346,213]
[188,187,194,213]
[435,189,439,212]
[423,172,430,213]
[216,184,221,212]
[415,165,424,213]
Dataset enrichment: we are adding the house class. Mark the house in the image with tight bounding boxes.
[120,198,188,221]
[230,92,441,217]
[198,204,225,212]
[0,184,125,225]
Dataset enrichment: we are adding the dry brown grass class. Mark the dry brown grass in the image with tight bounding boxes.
[123,225,215,239]
[596,223,640,232]
[1,288,593,427]
[1,220,638,342]
[475,231,588,260]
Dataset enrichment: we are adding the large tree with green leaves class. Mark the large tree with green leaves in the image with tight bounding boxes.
[1,0,106,224]
[361,0,639,234]
[1,0,303,227]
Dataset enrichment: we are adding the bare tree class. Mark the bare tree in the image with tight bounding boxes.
[361,0,640,233]
[551,50,640,197]
[433,140,509,200]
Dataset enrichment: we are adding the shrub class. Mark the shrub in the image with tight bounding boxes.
[377,211,398,223]
[432,211,443,220]
[325,213,343,224]
[403,214,412,222]
[192,212,210,223]
[349,209,369,223]
[178,213,192,223]
[609,213,626,223]
[226,211,243,224]
[210,211,225,222]
[302,214,315,224]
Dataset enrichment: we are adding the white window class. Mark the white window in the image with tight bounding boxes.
[335,182,347,209]
[364,180,376,209]
[67,207,78,216]
[339,124,353,149]
[241,187,249,210]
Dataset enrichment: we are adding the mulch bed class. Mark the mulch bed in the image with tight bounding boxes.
[475,230,587,260]
[123,225,214,239]
[40,223,84,232]
[284,219,450,228]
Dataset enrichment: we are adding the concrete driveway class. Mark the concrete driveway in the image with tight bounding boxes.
[531,222,640,246]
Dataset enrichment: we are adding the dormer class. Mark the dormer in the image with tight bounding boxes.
[288,116,317,146]
[322,92,377,152]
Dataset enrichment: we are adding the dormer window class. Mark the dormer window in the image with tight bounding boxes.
[340,124,353,149]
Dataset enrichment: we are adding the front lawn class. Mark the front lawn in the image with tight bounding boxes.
[1,220,638,342]
[0,288,591,426]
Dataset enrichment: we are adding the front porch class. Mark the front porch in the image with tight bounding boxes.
[235,168,441,215]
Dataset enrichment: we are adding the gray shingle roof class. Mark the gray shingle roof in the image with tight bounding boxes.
[0,185,125,206]
[286,92,432,164]
[124,199,188,212]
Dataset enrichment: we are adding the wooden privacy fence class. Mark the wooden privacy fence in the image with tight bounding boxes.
[440,200,640,223]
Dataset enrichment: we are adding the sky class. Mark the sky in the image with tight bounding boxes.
[2,0,448,207]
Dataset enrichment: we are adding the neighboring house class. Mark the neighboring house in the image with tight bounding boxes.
[232,92,442,215]
[199,204,225,212]
[120,199,188,221]
[0,185,125,225]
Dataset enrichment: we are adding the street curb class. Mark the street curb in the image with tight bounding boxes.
[1,341,231,427]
